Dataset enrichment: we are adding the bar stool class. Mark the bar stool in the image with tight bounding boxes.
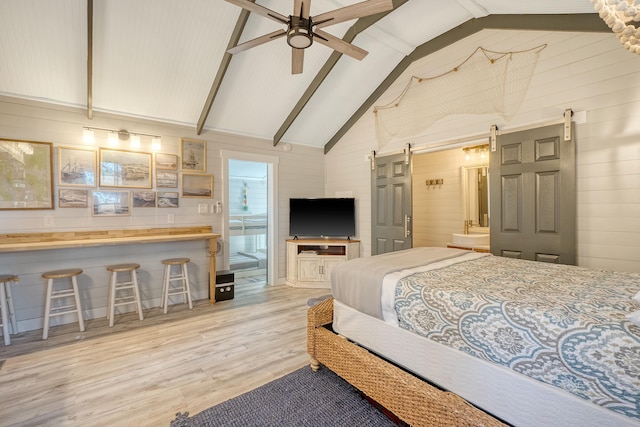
[42,268,85,340]
[106,263,144,327]
[0,274,18,346]
[161,258,193,314]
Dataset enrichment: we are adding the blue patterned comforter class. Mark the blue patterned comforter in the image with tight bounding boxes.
[394,255,640,421]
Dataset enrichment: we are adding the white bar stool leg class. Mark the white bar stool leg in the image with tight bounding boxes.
[162,264,171,314]
[108,271,117,327]
[182,263,193,310]
[72,275,85,332]
[0,284,10,346]
[132,269,144,321]
[5,281,17,334]
[42,278,54,340]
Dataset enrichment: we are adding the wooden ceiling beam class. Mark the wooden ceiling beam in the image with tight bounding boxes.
[196,3,254,135]
[323,13,610,153]
[273,0,408,147]
[87,0,93,120]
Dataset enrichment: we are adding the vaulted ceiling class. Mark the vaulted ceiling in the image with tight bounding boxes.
[0,1,608,152]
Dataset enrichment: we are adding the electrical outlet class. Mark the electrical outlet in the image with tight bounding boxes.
[167,213,174,224]
[44,215,54,227]
[198,204,208,214]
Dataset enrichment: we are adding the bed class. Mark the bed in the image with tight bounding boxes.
[228,214,267,236]
[307,247,640,427]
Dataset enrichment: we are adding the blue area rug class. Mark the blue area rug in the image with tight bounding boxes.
[170,366,399,427]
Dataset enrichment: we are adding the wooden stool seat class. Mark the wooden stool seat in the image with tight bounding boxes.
[161,258,190,266]
[0,274,18,346]
[42,268,85,340]
[106,263,143,327]
[161,258,193,313]
[0,275,19,283]
[107,263,141,273]
[42,268,83,279]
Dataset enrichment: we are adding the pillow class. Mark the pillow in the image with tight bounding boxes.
[627,310,640,327]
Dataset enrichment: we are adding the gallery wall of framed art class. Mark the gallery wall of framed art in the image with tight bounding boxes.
[1,136,214,214]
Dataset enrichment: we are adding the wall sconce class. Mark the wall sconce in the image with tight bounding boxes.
[462,144,489,162]
[82,126,162,150]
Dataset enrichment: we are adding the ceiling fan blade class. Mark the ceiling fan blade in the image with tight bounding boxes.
[224,0,288,24]
[292,48,304,74]
[314,0,393,28]
[313,29,368,60]
[227,30,287,55]
[294,0,311,19]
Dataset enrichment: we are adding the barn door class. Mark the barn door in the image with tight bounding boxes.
[489,123,576,264]
[371,149,412,255]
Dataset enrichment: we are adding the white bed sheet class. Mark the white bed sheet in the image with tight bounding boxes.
[333,299,640,427]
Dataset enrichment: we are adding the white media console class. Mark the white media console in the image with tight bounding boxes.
[286,239,360,288]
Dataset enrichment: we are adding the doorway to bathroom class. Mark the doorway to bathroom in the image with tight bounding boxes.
[221,151,278,287]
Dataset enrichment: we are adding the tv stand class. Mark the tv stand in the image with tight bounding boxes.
[286,239,360,288]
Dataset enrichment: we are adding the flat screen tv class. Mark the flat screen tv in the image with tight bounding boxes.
[289,198,356,238]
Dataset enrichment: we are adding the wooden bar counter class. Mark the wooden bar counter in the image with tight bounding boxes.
[0,226,221,303]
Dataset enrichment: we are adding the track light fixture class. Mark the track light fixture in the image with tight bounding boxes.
[82,126,162,150]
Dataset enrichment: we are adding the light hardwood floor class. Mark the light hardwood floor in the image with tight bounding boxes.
[0,280,329,426]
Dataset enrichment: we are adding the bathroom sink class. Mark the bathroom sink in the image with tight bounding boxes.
[452,233,490,245]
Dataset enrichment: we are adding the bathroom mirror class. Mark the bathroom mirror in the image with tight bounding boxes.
[462,165,489,228]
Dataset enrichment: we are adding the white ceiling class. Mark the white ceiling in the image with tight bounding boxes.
[0,0,601,150]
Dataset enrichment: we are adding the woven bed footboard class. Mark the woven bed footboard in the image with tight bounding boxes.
[307,297,506,427]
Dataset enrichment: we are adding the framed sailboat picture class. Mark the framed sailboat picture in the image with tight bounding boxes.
[180,138,206,173]
[58,146,97,187]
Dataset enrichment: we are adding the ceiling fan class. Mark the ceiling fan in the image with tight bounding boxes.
[225,0,394,74]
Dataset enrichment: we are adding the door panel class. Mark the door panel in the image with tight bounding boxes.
[501,174,522,232]
[371,152,412,255]
[490,123,575,264]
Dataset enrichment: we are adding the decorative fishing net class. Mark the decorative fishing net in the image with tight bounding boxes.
[373,45,545,148]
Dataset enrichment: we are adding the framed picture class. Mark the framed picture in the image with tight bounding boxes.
[157,191,179,208]
[92,190,131,216]
[0,139,54,210]
[99,148,152,188]
[156,171,178,188]
[154,152,178,171]
[180,138,206,172]
[182,173,213,198]
[58,146,97,187]
[132,190,156,207]
[58,189,89,208]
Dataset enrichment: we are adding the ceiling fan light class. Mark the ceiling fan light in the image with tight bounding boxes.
[287,27,312,49]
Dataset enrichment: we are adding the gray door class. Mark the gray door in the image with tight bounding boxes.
[490,123,576,264]
[371,151,412,255]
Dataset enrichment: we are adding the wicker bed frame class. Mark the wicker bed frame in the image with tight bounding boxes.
[307,297,507,427]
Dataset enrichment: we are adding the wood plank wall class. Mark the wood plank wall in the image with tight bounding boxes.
[325,30,640,273]
[0,97,325,333]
